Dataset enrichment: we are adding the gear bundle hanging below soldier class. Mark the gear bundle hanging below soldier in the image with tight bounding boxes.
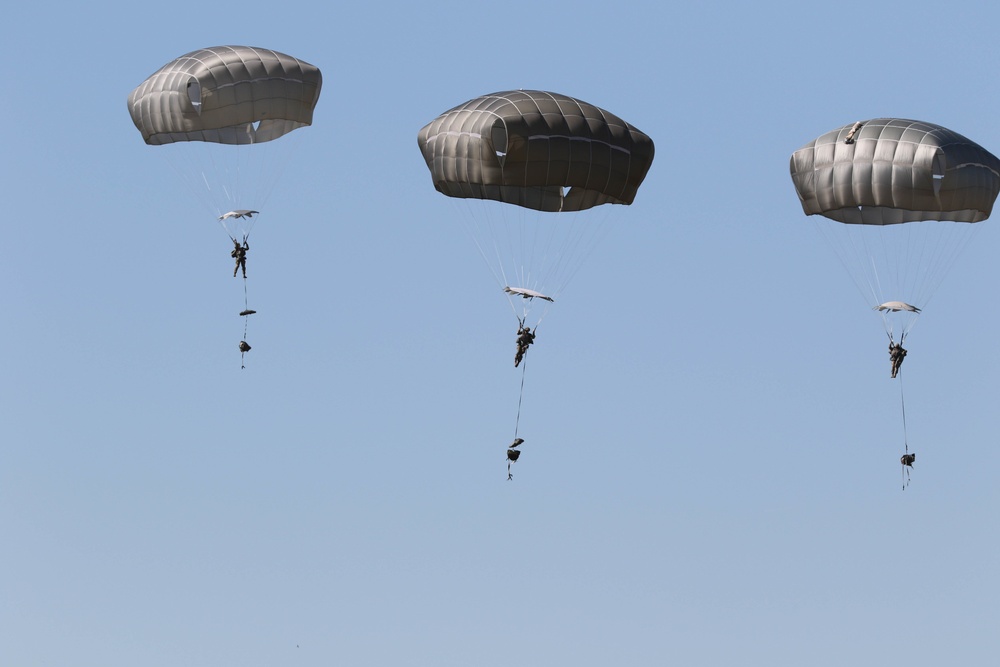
[900,451,915,489]
[507,438,523,480]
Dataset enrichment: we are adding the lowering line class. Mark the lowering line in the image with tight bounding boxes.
[507,357,528,480]
[898,371,915,490]
[514,357,527,439]
[899,373,909,455]
[236,244,255,370]
[242,278,251,339]
[886,330,915,488]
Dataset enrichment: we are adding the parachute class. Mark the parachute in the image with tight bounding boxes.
[127,45,320,147]
[790,118,1000,343]
[128,45,321,231]
[417,89,654,328]
[418,90,653,212]
[418,90,654,476]
[129,46,322,366]
[791,118,1000,484]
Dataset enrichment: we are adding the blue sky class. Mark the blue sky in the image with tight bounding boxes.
[3,0,1000,665]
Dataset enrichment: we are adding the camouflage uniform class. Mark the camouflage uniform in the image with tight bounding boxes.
[232,239,249,278]
[889,343,907,378]
[514,326,535,367]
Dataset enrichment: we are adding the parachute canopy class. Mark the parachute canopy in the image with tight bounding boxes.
[128,45,322,146]
[790,118,1000,225]
[417,90,654,212]
[790,118,1000,342]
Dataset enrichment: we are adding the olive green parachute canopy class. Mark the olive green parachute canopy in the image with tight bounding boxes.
[417,90,655,212]
[128,46,322,146]
[790,118,1000,225]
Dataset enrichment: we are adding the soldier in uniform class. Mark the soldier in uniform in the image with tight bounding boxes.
[232,237,249,279]
[889,342,907,379]
[514,323,535,368]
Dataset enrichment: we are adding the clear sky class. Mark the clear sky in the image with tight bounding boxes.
[3,1,1000,665]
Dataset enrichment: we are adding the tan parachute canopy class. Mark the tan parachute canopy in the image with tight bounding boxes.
[790,119,1000,481]
[417,90,655,212]
[790,118,1000,344]
[790,118,1000,225]
[128,45,322,146]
